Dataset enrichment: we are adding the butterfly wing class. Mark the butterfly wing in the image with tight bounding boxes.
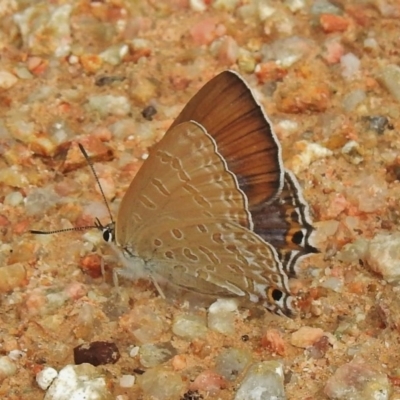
[168,70,317,273]
[170,70,284,208]
[141,219,296,316]
[116,121,253,248]
[252,170,318,277]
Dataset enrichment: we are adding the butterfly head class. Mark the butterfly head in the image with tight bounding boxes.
[95,218,115,243]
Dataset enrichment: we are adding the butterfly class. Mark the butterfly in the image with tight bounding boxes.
[98,70,317,316]
[32,70,316,316]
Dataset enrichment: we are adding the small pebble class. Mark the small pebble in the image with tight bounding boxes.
[129,346,140,358]
[25,188,61,216]
[131,77,158,104]
[99,44,129,66]
[234,361,285,400]
[139,342,177,368]
[119,305,168,344]
[137,366,186,400]
[0,356,17,382]
[364,115,389,134]
[0,263,27,293]
[87,95,131,117]
[190,370,226,395]
[364,233,400,283]
[44,364,112,400]
[80,54,103,73]
[290,326,325,348]
[340,53,361,80]
[260,36,313,67]
[189,0,207,12]
[321,276,343,292]
[74,341,120,366]
[0,167,29,188]
[288,141,333,174]
[119,374,135,388]
[141,105,157,121]
[14,4,72,57]
[172,314,208,339]
[8,350,25,361]
[337,239,368,264]
[95,75,126,87]
[341,140,364,165]
[36,367,58,390]
[0,70,18,89]
[310,0,341,16]
[190,18,219,46]
[214,348,252,381]
[307,335,331,359]
[213,0,239,11]
[207,299,238,335]
[324,358,391,400]
[320,14,349,33]
[109,118,137,139]
[285,0,306,13]
[261,329,286,356]
[342,89,366,112]
[378,64,400,102]
[237,48,257,73]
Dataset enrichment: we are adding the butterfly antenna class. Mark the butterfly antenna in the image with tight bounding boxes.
[30,225,99,235]
[78,143,114,224]
[30,218,105,235]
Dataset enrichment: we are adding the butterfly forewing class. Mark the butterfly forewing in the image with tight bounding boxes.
[170,71,283,208]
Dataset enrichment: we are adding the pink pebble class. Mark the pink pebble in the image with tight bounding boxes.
[190,18,218,45]
[65,282,87,300]
[323,39,345,64]
[217,36,239,65]
[92,126,112,142]
[172,354,187,370]
[190,370,226,395]
[25,290,47,315]
[325,193,349,219]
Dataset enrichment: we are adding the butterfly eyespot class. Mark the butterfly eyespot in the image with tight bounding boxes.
[271,289,283,301]
[269,288,283,302]
[102,228,114,243]
[292,230,304,245]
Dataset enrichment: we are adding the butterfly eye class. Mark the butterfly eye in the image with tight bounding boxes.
[102,227,114,243]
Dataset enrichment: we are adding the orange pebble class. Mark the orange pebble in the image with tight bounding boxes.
[172,354,187,370]
[261,329,286,356]
[320,14,350,33]
[80,254,103,278]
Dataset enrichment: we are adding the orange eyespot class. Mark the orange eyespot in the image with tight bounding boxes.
[267,287,283,303]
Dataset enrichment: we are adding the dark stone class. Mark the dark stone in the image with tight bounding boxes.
[142,105,157,121]
[181,390,203,400]
[73,341,120,366]
[95,75,125,86]
[365,116,389,135]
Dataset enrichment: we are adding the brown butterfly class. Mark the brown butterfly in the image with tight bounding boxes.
[32,71,317,316]
[103,71,317,316]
